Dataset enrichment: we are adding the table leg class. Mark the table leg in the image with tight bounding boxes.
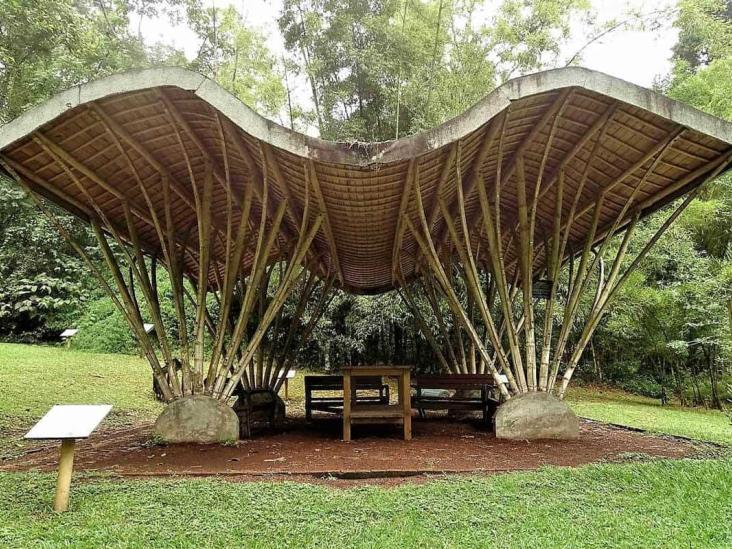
[342,372,352,441]
[402,371,412,440]
[53,439,76,512]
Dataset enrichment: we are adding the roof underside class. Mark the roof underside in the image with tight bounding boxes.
[1,67,731,294]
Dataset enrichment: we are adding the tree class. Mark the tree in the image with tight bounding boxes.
[278,0,594,141]
[185,2,287,119]
[0,0,183,339]
[0,180,95,339]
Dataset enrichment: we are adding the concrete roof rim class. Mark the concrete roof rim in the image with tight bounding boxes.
[2,66,732,165]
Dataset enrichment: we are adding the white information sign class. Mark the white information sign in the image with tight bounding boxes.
[25,404,112,440]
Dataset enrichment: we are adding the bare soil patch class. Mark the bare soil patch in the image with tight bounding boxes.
[1,416,704,486]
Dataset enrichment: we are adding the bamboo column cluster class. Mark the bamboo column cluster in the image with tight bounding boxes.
[0,108,329,403]
[399,116,732,400]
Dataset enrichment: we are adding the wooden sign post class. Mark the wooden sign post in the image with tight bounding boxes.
[25,404,112,512]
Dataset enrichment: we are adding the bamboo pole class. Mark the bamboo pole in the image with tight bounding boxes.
[476,177,526,391]
[405,216,509,398]
[406,167,510,397]
[514,156,537,390]
[29,137,181,398]
[392,159,416,283]
[420,273,461,373]
[555,154,732,397]
[436,113,504,250]
[396,282,452,374]
[427,142,457,229]
[271,273,335,393]
[538,169,565,390]
[219,215,323,400]
[101,117,183,390]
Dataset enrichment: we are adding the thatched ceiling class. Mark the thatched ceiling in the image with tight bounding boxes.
[1,67,731,294]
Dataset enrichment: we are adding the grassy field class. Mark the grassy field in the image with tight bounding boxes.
[2,342,732,547]
[0,343,161,458]
[567,386,732,445]
[1,459,731,548]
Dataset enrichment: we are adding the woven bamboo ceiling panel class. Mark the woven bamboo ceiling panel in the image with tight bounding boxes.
[2,67,732,294]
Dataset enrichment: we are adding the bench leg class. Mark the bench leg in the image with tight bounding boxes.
[486,401,498,431]
[244,408,251,439]
[343,374,352,441]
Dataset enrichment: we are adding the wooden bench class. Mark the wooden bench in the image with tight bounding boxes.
[232,388,279,439]
[411,374,499,427]
[304,375,389,421]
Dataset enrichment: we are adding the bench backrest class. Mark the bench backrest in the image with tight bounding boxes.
[412,374,495,390]
[304,375,384,390]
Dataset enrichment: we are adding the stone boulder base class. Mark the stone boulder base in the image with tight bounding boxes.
[495,392,579,440]
[154,395,239,444]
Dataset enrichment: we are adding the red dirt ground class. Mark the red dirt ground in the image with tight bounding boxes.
[1,416,703,486]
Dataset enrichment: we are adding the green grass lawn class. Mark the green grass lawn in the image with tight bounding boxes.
[566,385,732,446]
[0,343,161,459]
[1,459,731,548]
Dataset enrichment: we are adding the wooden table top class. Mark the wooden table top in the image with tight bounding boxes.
[340,365,413,375]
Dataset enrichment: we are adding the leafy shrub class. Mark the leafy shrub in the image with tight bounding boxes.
[619,376,665,400]
[72,297,138,355]
[0,179,94,341]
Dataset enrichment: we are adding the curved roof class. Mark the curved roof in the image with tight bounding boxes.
[1,66,731,293]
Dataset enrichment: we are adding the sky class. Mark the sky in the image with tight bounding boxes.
[137,0,679,131]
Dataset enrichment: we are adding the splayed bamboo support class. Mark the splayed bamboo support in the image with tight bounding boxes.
[4,132,327,404]
[404,119,732,400]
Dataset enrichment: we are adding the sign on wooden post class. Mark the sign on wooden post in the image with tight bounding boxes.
[277,369,297,400]
[25,405,112,512]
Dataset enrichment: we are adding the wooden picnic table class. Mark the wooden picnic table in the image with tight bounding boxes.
[341,365,412,441]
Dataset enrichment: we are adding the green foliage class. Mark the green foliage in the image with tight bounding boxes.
[670,57,732,120]
[584,3,732,408]
[0,0,287,346]
[2,0,732,410]
[71,297,139,355]
[490,0,591,79]
[278,0,593,140]
[0,180,94,339]
[185,3,287,118]
[592,202,732,408]
[306,291,417,369]
[0,0,158,124]
[672,0,732,71]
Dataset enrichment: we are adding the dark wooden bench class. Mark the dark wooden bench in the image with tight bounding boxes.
[411,374,499,427]
[232,388,280,439]
[304,375,390,420]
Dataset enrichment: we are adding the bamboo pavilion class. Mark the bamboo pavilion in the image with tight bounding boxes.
[2,66,731,438]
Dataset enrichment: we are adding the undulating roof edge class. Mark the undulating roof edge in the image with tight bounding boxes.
[2,65,732,165]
